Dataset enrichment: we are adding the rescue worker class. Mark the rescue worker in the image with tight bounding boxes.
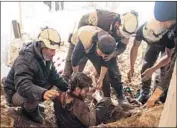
[63,9,139,81]
[128,2,176,104]
[70,25,128,104]
[145,1,177,107]
[4,28,68,123]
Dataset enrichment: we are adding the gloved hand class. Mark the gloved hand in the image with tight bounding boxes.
[144,87,163,108]
[104,51,117,61]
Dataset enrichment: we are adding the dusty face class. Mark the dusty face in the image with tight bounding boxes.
[162,20,176,29]
[79,87,89,100]
[74,87,89,100]
[42,48,56,61]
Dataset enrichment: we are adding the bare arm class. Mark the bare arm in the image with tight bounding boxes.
[130,39,141,71]
[149,47,173,72]
[96,66,108,90]
[99,66,108,81]
[142,47,173,81]
[127,39,141,81]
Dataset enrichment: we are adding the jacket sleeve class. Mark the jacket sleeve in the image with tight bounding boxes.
[14,57,47,102]
[115,41,127,55]
[48,63,68,92]
[71,40,86,67]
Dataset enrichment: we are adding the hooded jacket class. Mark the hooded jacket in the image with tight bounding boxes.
[4,41,68,103]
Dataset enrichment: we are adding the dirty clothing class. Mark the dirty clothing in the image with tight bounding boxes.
[135,23,175,91]
[63,9,126,79]
[11,92,39,111]
[71,26,124,98]
[4,41,68,109]
[54,92,127,127]
[53,92,96,128]
[95,98,117,125]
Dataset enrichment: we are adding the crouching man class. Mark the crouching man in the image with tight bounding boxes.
[4,28,68,123]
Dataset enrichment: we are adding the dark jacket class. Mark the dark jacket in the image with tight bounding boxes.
[78,9,126,55]
[4,41,68,103]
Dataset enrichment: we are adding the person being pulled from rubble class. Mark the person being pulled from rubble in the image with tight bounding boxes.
[63,9,139,81]
[144,1,177,108]
[70,25,133,105]
[53,72,139,128]
[4,28,68,123]
[127,2,176,105]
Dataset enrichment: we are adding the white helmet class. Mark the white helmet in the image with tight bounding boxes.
[142,19,169,42]
[119,10,139,38]
[38,27,61,50]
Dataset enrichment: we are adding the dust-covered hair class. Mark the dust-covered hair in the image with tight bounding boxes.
[69,72,92,92]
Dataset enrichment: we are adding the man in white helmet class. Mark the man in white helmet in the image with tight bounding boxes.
[4,28,68,123]
[128,2,176,104]
[70,25,138,104]
[144,1,177,108]
[63,9,139,81]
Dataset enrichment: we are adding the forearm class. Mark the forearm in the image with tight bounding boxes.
[99,66,108,81]
[130,46,138,70]
[16,80,47,101]
[150,55,171,72]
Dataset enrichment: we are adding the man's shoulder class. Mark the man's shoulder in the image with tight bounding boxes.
[135,23,147,41]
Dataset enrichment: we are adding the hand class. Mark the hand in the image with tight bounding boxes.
[104,51,116,61]
[43,90,60,100]
[144,98,155,108]
[127,69,134,82]
[144,87,163,108]
[142,68,154,81]
[96,79,103,90]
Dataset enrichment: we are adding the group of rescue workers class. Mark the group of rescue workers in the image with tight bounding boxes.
[3,1,176,128]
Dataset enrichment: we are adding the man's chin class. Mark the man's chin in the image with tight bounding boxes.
[79,96,86,101]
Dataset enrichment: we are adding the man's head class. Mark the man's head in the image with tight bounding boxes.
[96,34,116,59]
[69,72,92,100]
[143,2,176,43]
[154,2,176,22]
[38,27,61,61]
[113,10,139,39]
[154,2,176,28]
